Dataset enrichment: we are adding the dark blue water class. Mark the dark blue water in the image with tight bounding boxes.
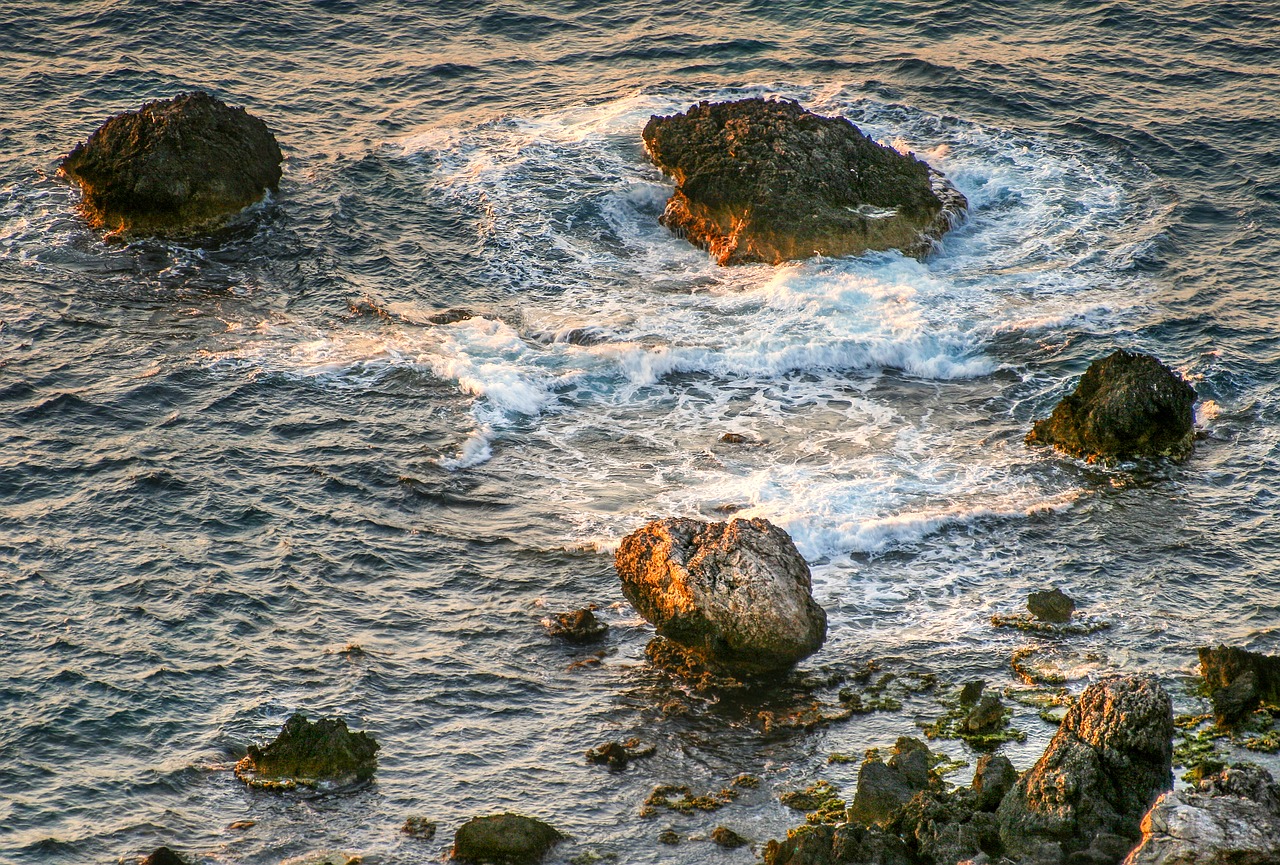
[3,2,1280,863]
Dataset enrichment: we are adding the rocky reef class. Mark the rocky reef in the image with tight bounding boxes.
[60,91,282,239]
[234,712,379,792]
[615,516,827,673]
[1026,350,1197,463]
[642,98,966,265]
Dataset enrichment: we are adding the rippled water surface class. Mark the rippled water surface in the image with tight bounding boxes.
[3,2,1280,863]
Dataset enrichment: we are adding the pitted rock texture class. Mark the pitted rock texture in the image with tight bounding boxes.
[642,98,966,265]
[61,91,282,239]
[615,516,826,672]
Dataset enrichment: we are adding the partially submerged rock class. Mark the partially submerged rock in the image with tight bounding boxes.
[141,849,190,865]
[585,738,654,769]
[642,98,965,266]
[1124,764,1280,864]
[848,737,938,826]
[235,713,378,792]
[615,517,826,673]
[452,814,563,864]
[997,675,1173,862]
[1026,350,1197,462]
[61,91,282,239]
[1027,587,1075,623]
[544,607,608,643]
[402,816,437,839]
[1198,645,1280,727]
[762,822,911,865]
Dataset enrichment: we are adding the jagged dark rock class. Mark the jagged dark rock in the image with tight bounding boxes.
[1026,350,1196,462]
[615,517,826,673]
[971,754,1017,812]
[585,738,654,769]
[959,681,985,705]
[1198,645,1280,727]
[997,675,1173,862]
[711,826,750,849]
[402,816,437,839]
[966,694,1005,735]
[848,737,938,826]
[234,712,379,792]
[642,98,965,266]
[544,607,608,643]
[60,91,282,239]
[1125,764,1280,864]
[452,814,563,864]
[141,848,190,865]
[762,822,912,865]
[1027,588,1076,623]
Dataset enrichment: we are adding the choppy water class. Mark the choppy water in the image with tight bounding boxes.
[3,2,1280,863]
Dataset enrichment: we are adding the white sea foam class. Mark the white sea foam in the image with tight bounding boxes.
[206,84,1167,556]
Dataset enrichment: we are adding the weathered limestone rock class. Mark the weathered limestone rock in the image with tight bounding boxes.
[1198,645,1280,727]
[234,713,378,792]
[452,814,563,864]
[642,98,966,266]
[1124,765,1280,865]
[997,676,1174,862]
[61,91,282,239]
[615,517,826,672]
[1026,350,1196,462]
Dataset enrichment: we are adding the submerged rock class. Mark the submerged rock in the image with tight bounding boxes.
[997,675,1173,862]
[1026,350,1196,462]
[235,713,379,792]
[615,517,826,673]
[61,91,282,239]
[452,814,563,864]
[1027,587,1075,623]
[544,607,608,643]
[402,816,437,839]
[642,97,965,266]
[1124,764,1280,865]
[1198,644,1280,727]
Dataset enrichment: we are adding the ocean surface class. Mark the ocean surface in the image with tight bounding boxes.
[3,2,1280,862]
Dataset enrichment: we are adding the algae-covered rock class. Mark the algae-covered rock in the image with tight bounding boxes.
[997,675,1173,862]
[141,849,190,865]
[642,97,965,266]
[1027,587,1075,623]
[1198,645,1280,727]
[544,607,609,643]
[1026,350,1196,462]
[235,713,378,792]
[616,517,826,673]
[452,814,563,864]
[711,826,750,849]
[60,91,282,239]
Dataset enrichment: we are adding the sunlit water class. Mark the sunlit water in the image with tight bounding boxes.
[3,2,1280,863]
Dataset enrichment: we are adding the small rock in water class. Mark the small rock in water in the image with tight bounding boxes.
[234,712,379,792]
[141,848,190,865]
[719,432,753,444]
[711,826,750,849]
[966,693,1006,735]
[428,308,474,325]
[544,607,608,643]
[848,737,937,826]
[401,816,437,839]
[959,680,985,705]
[1027,587,1075,623]
[1025,349,1196,462]
[60,91,282,240]
[227,820,255,830]
[657,829,681,845]
[585,738,654,769]
[452,814,563,864]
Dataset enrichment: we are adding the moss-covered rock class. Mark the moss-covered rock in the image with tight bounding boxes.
[452,814,563,864]
[234,713,378,792]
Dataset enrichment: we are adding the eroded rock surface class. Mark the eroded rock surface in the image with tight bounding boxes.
[997,676,1174,862]
[235,712,378,792]
[1198,645,1280,727]
[1026,350,1196,462]
[61,91,282,239]
[615,516,826,672]
[642,98,965,265]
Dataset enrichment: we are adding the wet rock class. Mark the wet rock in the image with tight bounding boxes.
[61,91,282,239]
[658,829,682,845]
[780,780,842,812]
[711,826,750,849]
[402,816,437,839]
[1025,350,1197,462]
[762,822,912,865]
[966,694,1006,735]
[997,675,1174,862]
[959,680,985,705]
[971,754,1018,812]
[141,848,190,865]
[235,713,379,792]
[1125,764,1280,864]
[585,738,654,769]
[544,607,609,643]
[892,787,998,865]
[848,737,937,826]
[428,308,475,325]
[1198,645,1280,727]
[452,814,564,864]
[1028,587,1076,623]
[615,517,826,673]
[719,432,754,444]
[642,97,965,266]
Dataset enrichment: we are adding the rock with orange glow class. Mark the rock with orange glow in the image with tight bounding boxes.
[615,516,826,672]
[641,98,966,265]
[60,91,282,240]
